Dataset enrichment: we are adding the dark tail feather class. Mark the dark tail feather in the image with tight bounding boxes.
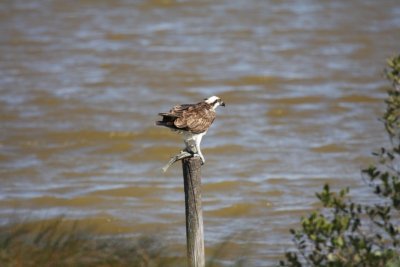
[156,120,175,128]
[156,113,180,130]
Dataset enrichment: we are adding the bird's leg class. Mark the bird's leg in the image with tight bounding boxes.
[196,148,205,165]
[183,133,205,165]
[193,132,206,165]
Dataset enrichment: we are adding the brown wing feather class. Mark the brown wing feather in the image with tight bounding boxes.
[156,103,196,130]
[175,102,216,134]
[156,102,216,133]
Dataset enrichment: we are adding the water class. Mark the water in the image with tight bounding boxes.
[0,0,399,265]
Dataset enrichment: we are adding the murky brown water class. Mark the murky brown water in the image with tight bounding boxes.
[0,0,399,265]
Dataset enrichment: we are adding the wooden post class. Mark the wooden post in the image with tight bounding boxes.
[182,157,205,267]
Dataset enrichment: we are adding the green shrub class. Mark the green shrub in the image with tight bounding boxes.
[279,55,400,267]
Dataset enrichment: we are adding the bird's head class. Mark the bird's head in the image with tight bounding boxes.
[204,95,226,110]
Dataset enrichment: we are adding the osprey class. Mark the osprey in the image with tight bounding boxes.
[156,96,225,164]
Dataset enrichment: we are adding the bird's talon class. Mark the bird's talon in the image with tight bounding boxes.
[192,153,205,165]
[183,149,195,156]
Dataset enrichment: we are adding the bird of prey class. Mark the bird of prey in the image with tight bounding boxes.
[156,95,225,165]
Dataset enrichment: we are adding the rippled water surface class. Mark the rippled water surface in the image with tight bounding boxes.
[1,0,399,265]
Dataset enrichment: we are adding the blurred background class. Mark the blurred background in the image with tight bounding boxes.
[0,0,399,265]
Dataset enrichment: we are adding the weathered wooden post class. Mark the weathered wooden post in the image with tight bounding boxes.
[157,96,225,267]
[182,157,205,267]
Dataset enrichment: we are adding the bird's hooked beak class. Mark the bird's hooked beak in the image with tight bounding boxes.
[220,100,226,107]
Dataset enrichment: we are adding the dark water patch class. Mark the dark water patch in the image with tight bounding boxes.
[29,90,64,107]
[203,180,257,192]
[265,176,357,190]
[15,130,151,154]
[138,0,194,9]
[266,106,320,119]
[90,186,166,198]
[352,155,375,167]
[327,102,352,113]
[126,146,179,162]
[269,206,317,219]
[311,143,349,153]
[132,127,181,142]
[92,142,133,154]
[206,203,256,218]
[214,130,241,138]
[43,130,131,143]
[259,189,285,198]
[205,144,253,155]
[224,75,283,87]
[269,95,327,105]
[233,161,280,178]
[337,94,381,103]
